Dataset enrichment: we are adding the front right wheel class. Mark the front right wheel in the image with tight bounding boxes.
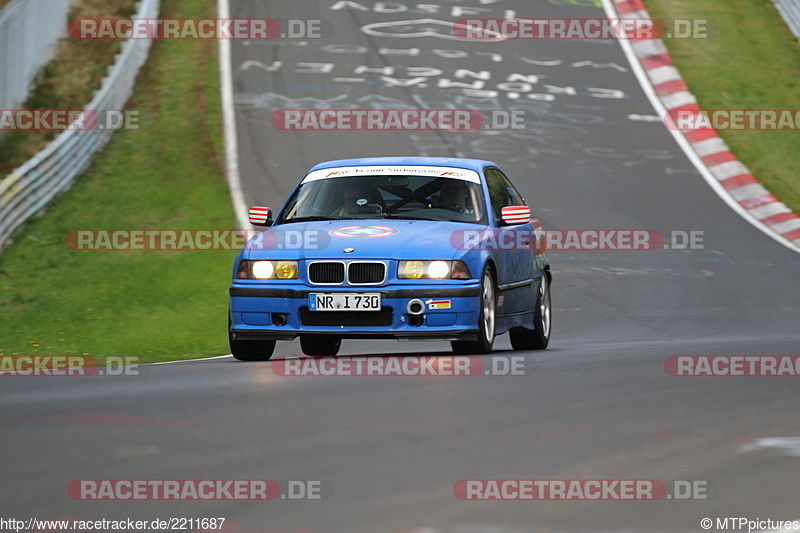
[300,335,342,356]
[229,316,276,361]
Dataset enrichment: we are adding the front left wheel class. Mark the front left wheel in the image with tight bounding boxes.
[451,265,496,355]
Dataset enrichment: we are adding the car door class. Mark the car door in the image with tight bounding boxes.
[484,167,537,315]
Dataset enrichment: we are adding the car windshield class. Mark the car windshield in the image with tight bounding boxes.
[276,174,486,224]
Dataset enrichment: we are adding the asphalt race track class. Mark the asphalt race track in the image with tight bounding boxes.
[3,1,800,531]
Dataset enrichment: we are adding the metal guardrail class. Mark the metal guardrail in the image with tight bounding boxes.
[0,0,160,251]
[774,0,800,39]
[0,0,71,112]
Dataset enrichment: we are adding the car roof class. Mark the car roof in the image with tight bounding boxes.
[308,156,498,173]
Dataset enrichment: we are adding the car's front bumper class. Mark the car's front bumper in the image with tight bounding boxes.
[229,283,483,341]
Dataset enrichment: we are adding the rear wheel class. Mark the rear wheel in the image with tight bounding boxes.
[300,335,342,356]
[510,273,551,350]
[452,266,496,355]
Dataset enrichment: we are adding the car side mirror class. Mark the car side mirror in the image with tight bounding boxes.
[501,205,531,225]
[249,206,273,227]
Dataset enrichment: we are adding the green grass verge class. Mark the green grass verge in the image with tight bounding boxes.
[0,0,236,363]
[644,0,800,214]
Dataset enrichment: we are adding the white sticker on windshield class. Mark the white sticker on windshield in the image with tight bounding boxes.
[303,165,481,183]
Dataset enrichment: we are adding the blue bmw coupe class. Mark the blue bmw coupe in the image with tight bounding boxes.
[229,156,551,359]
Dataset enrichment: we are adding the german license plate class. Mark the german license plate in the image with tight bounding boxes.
[309,293,381,311]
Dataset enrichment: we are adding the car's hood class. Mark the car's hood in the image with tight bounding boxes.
[244,219,482,261]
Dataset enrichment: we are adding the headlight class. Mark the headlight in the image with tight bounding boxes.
[252,261,274,279]
[427,260,450,279]
[398,260,471,279]
[236,260,298,280]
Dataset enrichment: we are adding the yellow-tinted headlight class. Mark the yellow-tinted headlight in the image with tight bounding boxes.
[274,261,298,279]
[399,260,426,279]
[238,260,299,280]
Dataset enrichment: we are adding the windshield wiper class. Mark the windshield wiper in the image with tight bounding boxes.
[282,215,345,223]
[379,213,443,222]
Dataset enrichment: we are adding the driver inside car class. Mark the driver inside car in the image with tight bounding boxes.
[335,185,382,215]
[435,179,472,215]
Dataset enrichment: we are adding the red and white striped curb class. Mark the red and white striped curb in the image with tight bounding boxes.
[613,0,800,249]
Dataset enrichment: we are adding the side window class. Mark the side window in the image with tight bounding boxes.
[484,168,525,221]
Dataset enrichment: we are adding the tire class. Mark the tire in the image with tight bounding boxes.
[510,272,551,350]
[300,335,342,356]
[452,265,496,355]
[229,316,276,361]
